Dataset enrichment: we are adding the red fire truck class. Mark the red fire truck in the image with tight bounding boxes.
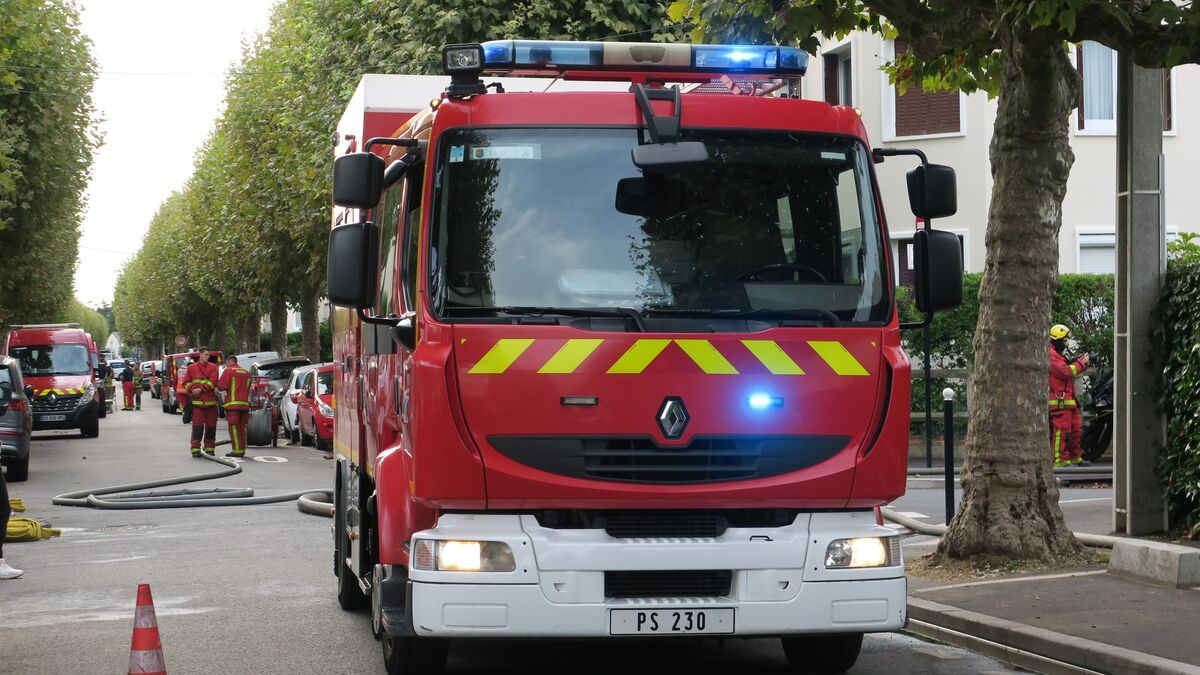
[326,40,962,674]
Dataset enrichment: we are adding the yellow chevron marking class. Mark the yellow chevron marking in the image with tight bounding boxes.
[468,338,535,374]
[53,389,65,395]
[607,339,672,374]
[808,341,869,376]
[538,339,604,374]
[675,339,739,375]
[742,340,805,375]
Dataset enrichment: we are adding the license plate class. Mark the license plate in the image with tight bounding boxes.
[609,608,734,635]
[39,414,66,422]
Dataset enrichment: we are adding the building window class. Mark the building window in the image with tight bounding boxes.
[1075,41,1172,133]
[883,39,962,139]
[823,47,853,106]
[1076,227,1180,273]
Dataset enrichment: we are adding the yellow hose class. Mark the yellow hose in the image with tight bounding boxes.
[6,516,60,541]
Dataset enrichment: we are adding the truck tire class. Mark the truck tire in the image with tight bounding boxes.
[781,634,862,674]
[382,635,447,675]
[247,409,272,447]
[6,453,29,482]
[80,411,100,439]
[97,399,106,419]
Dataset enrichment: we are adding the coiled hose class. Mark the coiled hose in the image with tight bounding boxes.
[52,440,334,517]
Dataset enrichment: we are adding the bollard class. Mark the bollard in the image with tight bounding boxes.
[943,387,956,523]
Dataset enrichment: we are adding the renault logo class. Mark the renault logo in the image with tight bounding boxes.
[48,393,57,403]
[657,397,689,439]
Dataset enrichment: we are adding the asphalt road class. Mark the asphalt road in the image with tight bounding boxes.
[0,406,1020,674]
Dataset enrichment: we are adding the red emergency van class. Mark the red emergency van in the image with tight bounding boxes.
[326,40,962,674]
[5,323,102,437]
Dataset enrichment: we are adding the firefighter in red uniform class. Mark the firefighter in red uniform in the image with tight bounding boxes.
[217,354,250,458]
[183,347,220,457]
[1049,324,1090,467]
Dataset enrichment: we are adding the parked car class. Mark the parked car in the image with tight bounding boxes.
[246,356,310,446]
[280,364,317,444]
[295,364,334,450]
[139,361,156,391]
[0,356,33,481]
[234,351,278,367]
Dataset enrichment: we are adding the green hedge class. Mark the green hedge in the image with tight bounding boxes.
[899,272,1115,369]
[1157,234,1200,534]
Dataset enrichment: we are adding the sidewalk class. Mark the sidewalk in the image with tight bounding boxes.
[907,565,1200,673]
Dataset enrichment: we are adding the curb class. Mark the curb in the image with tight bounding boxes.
[908,598,1200,675]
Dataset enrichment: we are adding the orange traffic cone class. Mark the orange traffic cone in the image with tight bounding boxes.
[128,584,166,675]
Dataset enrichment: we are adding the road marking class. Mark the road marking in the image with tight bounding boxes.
[914,569,1107,594]
[81,555,150,564]
[252,455,288,463]
[1059,497,1112,504]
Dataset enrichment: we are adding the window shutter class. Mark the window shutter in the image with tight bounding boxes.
[892,39,960,137]
[823,54,840,104]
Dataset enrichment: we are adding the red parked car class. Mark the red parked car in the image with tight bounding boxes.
[294,364,333,450]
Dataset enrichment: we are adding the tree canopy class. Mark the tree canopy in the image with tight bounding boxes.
[0,0,99,325]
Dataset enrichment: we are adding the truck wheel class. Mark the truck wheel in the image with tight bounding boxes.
[97,400,106,419]
[781,634,862,674]
[6,454,29,482]
[80,412,100,439]
[170,401,178,414]
[382,635,447,675]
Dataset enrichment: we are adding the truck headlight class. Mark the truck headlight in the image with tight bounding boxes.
[78,383,96,407]
[824,537,899,568]
[411,539,516,572]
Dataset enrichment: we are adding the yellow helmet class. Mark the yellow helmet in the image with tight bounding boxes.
[1049,324,1070,340]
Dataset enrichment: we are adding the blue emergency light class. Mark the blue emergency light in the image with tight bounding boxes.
[457,39,808,76]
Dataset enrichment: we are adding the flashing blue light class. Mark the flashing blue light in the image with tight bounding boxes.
[478,40,808,76]
[749,393,783,410]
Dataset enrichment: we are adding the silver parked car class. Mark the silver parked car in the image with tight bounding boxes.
[0,356,33,482]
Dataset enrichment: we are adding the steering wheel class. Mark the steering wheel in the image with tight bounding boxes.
[737,263,827,283]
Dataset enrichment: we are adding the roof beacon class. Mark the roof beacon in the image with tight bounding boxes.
[477,40,808,77]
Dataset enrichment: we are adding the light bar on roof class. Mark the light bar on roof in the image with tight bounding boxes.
[480,39,808,76]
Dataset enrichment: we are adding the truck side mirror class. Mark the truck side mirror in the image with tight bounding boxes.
[327,221,379,308]
[24,385,34,399]
[333,152,385,209]
[907,163,957,220]
[913,229,964,314]
[391,313,416,351]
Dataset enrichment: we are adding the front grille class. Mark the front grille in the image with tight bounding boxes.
[489,435,849,484]
[605,570,732,599]
[32,395,80,413]
[602,512,725,538]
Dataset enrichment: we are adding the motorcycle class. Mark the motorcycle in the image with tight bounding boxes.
[1079,366,1113,463]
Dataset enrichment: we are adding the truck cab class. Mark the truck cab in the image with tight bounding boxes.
[4,323,102,438]
[327,40,962,675]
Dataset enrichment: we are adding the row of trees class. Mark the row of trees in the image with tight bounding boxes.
[678,0,1200,559]
[0,0,99,326]
[112,0,678,359]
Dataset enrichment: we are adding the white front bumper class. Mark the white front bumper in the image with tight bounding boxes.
[407,512,906,638]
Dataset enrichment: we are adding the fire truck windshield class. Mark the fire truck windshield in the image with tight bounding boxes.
[10,344,92,376]
[431,128,888,324]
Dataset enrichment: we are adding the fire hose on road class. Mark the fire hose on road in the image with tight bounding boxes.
[881,508,1124,549]
[52,440,334,517]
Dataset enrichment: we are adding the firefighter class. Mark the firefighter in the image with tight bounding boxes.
[217,354,250,458]
[118,359,136,411]
[1049,324,1090,467]
[183,347,220,457]
[131,361,144,410]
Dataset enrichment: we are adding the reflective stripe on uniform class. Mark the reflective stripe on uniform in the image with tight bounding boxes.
[1049,399,1078,408]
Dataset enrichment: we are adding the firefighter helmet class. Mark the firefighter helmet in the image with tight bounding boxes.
[1049,324,1070,340]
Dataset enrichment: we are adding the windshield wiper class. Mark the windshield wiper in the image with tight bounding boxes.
[444,305,647,332]
[643,307,841,326]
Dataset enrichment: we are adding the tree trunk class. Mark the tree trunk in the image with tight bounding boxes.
[270,298,288,357]
[299,287,321,362]
[233,317,248,355]
[938,29,1085,561]
[244,314,261,353]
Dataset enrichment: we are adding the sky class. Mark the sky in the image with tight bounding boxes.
[74,1,277,307]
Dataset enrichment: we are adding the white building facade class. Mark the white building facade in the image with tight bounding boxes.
[802,34,1196,278]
